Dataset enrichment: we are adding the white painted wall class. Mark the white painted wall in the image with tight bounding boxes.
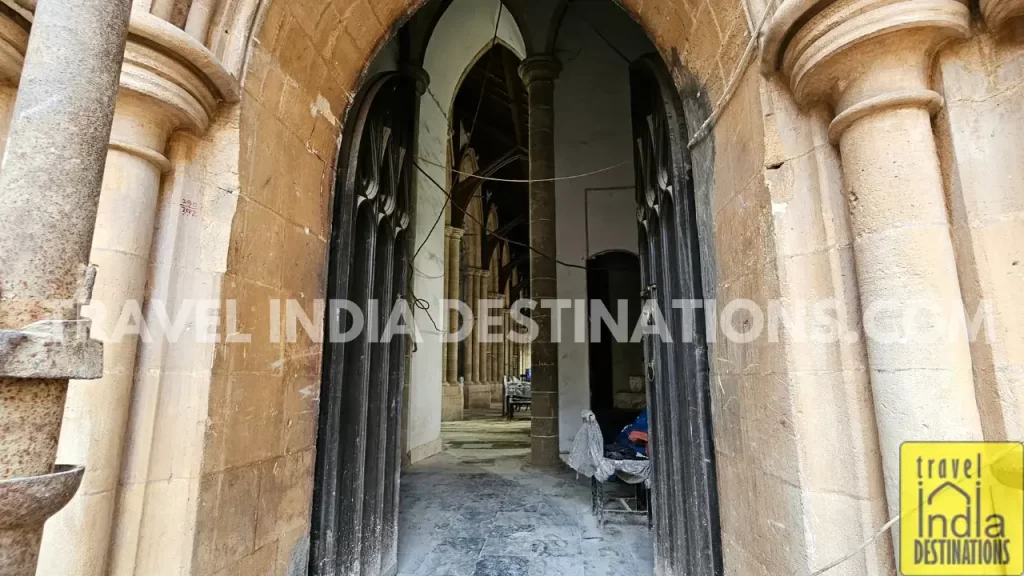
[407,0,525,461]
[553,4,652,452]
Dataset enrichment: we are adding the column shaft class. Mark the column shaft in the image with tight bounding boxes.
[520,56,561,467]
[0,0,132,572]
[37,92,171,576]
[444,228,464,384]
[441,228,451,379]
[32,16,233,573]
[461,270,474,391]
[837,96,983,458]
[442,228,464,422]
[472,272,483,387]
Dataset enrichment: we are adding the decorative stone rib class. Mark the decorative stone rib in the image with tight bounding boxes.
[981,0,1024,29]
[828,88,943,142]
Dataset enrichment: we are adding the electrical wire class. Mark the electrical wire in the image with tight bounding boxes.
[412,160,589,271]
[417,155,629,183]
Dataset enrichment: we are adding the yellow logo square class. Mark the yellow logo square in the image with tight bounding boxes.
[901,442,1024,576]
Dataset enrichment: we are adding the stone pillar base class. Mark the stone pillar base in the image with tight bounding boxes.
[490,381,504,408]
[441,383,464,422]
[465,384,491,409]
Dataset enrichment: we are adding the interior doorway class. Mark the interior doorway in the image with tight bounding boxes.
[586,251,644,443]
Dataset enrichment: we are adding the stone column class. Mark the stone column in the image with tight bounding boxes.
[482,289,493,389]
[36,15,236,574]
[461,269,475,400]
[500,308,508,378]
[763,0,983,539]
[489,292,502,406]
[466,270,491,409]
[442,227,464,421]
[0,0,132,572]
[478,283,489,389]
[469,269,481,387]
[441,228,451,378]
[500,309,507,378]
[520,56,561,467]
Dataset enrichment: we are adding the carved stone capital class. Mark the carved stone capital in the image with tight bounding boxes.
[518,55,561,88]
[762,0,970,141]
[114,13,238,163]
[980,0,1024,29]
[445,226,465,241]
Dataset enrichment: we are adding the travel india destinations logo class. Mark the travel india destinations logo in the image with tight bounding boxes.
[900,442,1024,575]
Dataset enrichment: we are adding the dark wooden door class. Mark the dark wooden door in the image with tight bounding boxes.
[630,55,722,576]
[310,72,414,576]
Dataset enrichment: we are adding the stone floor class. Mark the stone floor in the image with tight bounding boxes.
[397,409,654,576]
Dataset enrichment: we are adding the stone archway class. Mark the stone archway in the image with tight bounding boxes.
[202,0,762,574]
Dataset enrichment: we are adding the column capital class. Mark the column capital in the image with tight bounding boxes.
[519,55,561,88]
[445,226,465,241]
[111,12,239,171]
[981,0,1024,29]
[762,0,969,142]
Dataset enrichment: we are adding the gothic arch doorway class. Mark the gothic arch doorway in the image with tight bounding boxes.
[308,5,722,576]
[586,250,644,442]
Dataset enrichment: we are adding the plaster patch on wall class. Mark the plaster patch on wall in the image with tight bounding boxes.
[311,94,337,126]
[201,186,240,274]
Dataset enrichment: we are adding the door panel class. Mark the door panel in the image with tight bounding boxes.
[311,72,415,576]
[630,55,722,576]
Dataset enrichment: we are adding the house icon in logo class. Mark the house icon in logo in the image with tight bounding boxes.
[921,481,975,539]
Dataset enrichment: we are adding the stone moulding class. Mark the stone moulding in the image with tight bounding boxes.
[0,320,102,380]
[981,0,1024,29]
[0,464,84,570]
[123,12,240,137]
[128,12,240,105]
[762,0,970,104]
[0,465,85,530]
[827,88,944,142]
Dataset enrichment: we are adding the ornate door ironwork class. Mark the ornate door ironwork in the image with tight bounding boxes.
[311,72,414,576]
[631,55,722,576]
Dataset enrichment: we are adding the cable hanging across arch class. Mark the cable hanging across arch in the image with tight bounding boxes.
[416,155,630,183]
[412,160,589,272]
